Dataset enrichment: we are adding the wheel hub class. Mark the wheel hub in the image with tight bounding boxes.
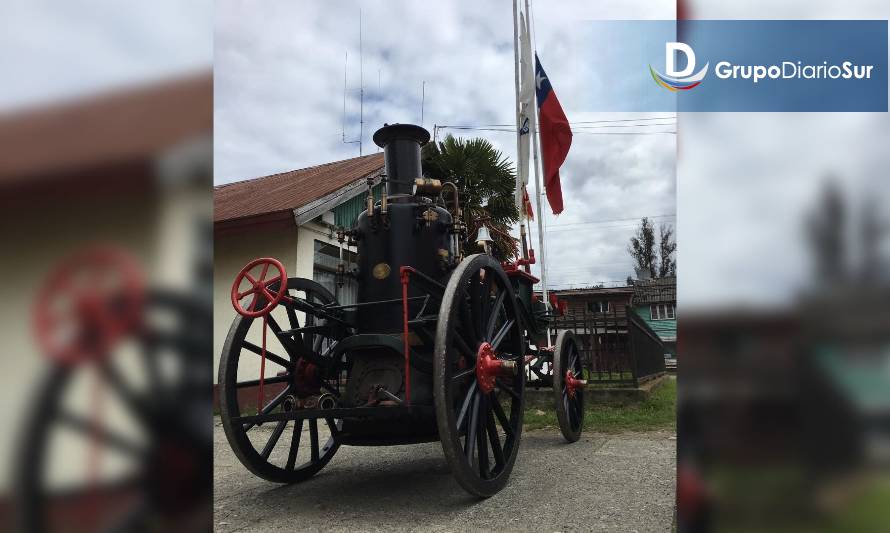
[565,371,586,399]
[475,342,517,394]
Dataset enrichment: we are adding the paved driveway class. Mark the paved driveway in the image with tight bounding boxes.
[214,421,676,532]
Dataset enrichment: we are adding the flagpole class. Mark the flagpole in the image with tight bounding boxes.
[511,0,531,267]
[524,0,551,347]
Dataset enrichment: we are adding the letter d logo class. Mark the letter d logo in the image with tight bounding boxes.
[666,42,695,77]
[649,42,709,92]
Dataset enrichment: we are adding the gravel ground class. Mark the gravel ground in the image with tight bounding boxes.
[214,420,676,532]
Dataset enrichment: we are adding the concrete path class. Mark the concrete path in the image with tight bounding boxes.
[214,420,676,532]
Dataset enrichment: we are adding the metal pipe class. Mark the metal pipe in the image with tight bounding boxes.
[399,266,414,406]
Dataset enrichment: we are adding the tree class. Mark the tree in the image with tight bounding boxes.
[806,180,845,285]
[422,135,520,261]
[628,217,657,279]
[658,223,677,277]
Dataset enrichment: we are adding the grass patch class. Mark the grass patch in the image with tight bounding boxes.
[820,477,890,533]
[524,376,676,433]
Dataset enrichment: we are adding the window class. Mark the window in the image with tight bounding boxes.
[650,303,675,320]
[313,239,357,305]
[587,300,611,314]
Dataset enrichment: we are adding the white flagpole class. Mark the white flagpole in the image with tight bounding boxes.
[524,0,551,346]
[511,0,530,264]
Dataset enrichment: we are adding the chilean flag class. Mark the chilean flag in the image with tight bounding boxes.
[535,54,572,215]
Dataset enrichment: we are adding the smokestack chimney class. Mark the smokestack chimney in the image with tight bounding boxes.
[372,123,430,196]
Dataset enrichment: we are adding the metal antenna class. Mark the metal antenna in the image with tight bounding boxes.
[377,69,382,152]
[420,80,426,127]
[341,50,361,148]
[342,51,348,143]
[342,49,360,148]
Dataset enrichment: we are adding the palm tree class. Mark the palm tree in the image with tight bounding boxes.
[422,135,520,261]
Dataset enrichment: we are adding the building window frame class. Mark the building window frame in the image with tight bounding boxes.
[587,300,612,314]
[650,303,675,320]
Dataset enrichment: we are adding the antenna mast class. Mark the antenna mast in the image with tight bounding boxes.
[342,51,348,143]
[342,50,360,149]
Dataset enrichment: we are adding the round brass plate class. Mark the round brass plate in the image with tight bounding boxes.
[372,262,391,280]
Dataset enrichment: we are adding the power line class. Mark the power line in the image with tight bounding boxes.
[437,115,677,129]
[436,126,676,136]
[572,122,676,129]
[547,213,676,228]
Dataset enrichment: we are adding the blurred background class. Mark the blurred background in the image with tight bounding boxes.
[1,0,888,532]
[677,1,890,532]
[0,1,212,531]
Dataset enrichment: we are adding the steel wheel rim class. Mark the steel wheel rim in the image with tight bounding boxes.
[219,278,343,483]
[554,331,584,441]
[435,255,525,496]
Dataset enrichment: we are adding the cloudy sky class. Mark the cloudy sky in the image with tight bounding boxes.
[0,0,211,111]
[215,0,678,291]
[10,0,884,307]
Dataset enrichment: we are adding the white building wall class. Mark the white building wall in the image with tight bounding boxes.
[212,217,343,385]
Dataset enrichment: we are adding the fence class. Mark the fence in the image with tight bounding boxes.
[550,307,666,387]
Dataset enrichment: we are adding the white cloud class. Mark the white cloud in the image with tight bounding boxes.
[0,0,212,110]
[215,0,677,290]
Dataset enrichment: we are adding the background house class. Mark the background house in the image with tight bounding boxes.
[541,284,667,385]
[548,285,635,317]
[631,276,677,357]
[213,154,385,385]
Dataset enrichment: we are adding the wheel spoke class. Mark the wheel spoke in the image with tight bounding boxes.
[285,419,303,470]
[490,319,515,351]
[237,287,256,300]
[485,290,506,342]
[564,394,573,426]
[303,292,318,350]
[243,385,292,431]
[495,378,521,402]
[235,374,291,388]
[242,341,292,370]
[454,331,476,360]
[56,409,146,458]
[457,299,478,348]
[285,299,300,332]
[260,420,287,460]
[98,360,151,425]
[479,275,493,338]
[268,313,314,361]
[485,401,505,467]
[476,395,489,478]
[142,343,163,399]
[309,419,320,461]
[469,275,483,342]
[451,366,476,382]
[572,397,582,427]
[325,417,339,440]
[491,394,512,436]
[258,262,270,284]
[465,392,480,463]
[455,382,478,431]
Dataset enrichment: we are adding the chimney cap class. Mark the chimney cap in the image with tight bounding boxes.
[373,123,430,148]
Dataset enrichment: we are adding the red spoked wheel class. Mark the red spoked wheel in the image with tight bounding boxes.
[33,246,145,366]
[231,257,288,318]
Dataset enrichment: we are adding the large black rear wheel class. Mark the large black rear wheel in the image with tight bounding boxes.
[553,330,584,442]
[433,254,525,497]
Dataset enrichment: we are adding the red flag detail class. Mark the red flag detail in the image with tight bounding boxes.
[535,55,572,215]
[522,186,535,220]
